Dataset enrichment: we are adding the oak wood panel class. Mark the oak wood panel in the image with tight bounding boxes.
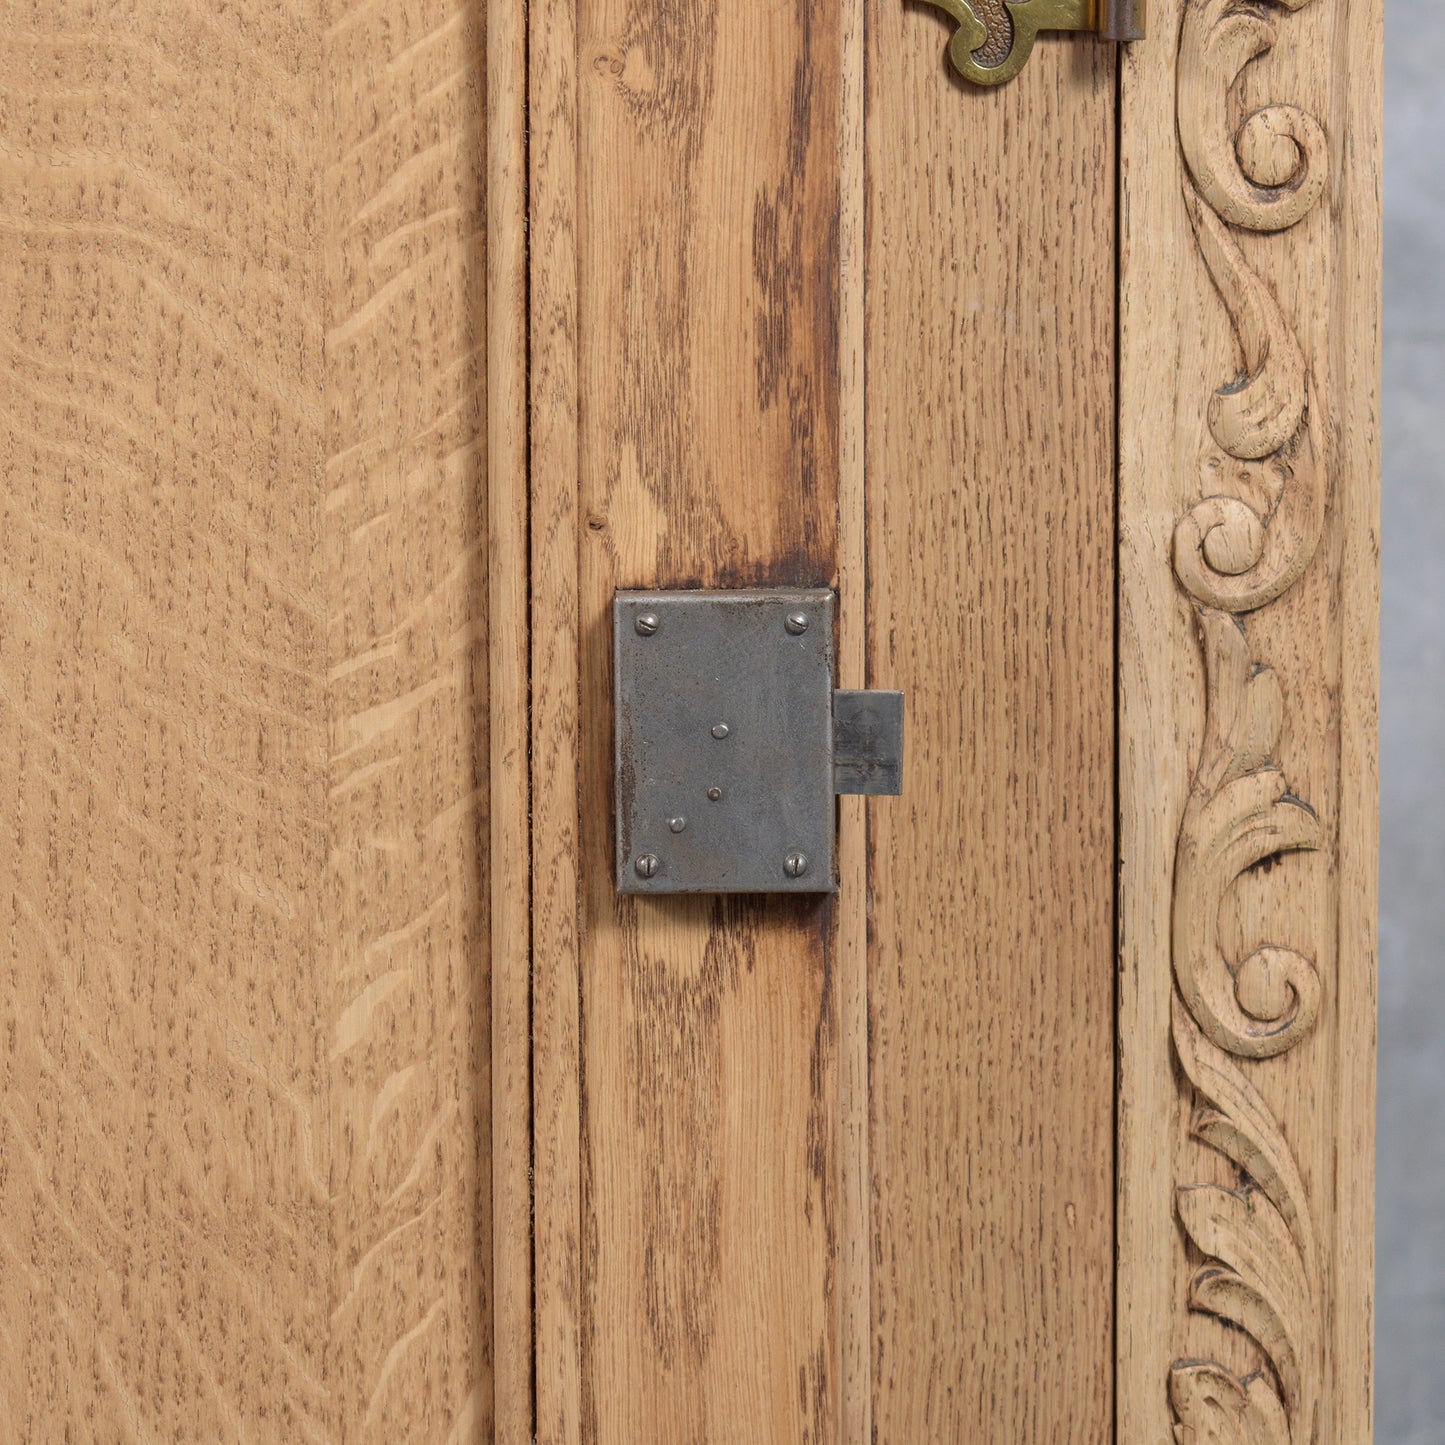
[529,0,848,1435]
[528,0,584,1425]
[0,0,496,1437]
[487,0,533,1429]
[0,4,331,1437]
[1116,1,1380,1440]
[836,0,869,1430]
[322,0,492,1438]
[575,0,846,1416]
[865,25,1118,1445]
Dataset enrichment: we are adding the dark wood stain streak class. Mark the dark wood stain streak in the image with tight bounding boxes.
[563,0,845,1431]
[750,0,841,583]
[625,903,749,1367]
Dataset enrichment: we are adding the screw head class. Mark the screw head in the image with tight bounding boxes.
[706,786,723,802]
[784,611,809,635]
[783,851,809,879]
[668,816,687,833]
[635,612,660,636]
[635,853,659,878]
[711,722,730,740]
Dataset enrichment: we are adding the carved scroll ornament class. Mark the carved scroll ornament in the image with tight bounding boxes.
[1168,0,1331,1440]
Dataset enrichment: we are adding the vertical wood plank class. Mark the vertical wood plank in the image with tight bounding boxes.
[488,0,534,1431]
[864,23,1118,1445]
[1332,6,1384,1432]
[573,0,844,1412]
[321,0,493,1436]
[1117,0,1381,1439]
[529,0,848,1434]
[529,0,585,1427]
[837,0,870,1429]
[0,2,332,1438]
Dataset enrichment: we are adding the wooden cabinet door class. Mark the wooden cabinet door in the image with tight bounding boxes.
[0,0,1378,1441]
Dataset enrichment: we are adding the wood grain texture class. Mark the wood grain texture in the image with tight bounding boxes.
[528,0,584,1425]
[0,0,495,1437]
[1116,0,1380,1439]
[0,3,331,1437]
[322,0,491,1437]
[528,0,847,1436]
[575,0,846,1408]
[0,0,1383,1436]
[487,0,533,1429]
[836,0,869,1430]
[864,22,1118,1445]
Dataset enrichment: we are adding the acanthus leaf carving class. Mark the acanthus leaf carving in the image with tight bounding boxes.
[1172,609,1321,1060]
[1188,193,1308,461]
[1168,0,1331,1432]
[1171,998,1321,1443]
[1168,603,1322,1439]
[1174,995,1318,1266]
[1178,0,1328,235]
[1169,1361,1292,1445]
[1172,192,1322,615]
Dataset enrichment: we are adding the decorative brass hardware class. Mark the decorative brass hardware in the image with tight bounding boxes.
[921,0,1144,87]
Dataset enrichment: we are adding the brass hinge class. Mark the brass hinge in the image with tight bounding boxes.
[922,0,1145,87]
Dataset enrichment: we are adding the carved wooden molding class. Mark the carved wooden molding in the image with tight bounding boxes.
[1168,1,1333,1439]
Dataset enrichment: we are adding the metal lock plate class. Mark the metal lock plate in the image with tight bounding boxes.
[615,589,903,894]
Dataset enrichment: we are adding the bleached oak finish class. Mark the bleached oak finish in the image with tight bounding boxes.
[322,0,493,1439]
[0,5,330,1436]
[2,0,1383,1434]
[528,0,584,1429]
[527,0,848,1435]
[1,0,495,1437]
[865,18,1118,1444]
[837,0,870,1430]
[1117,0,1380,1439]
[487,0,533,1428]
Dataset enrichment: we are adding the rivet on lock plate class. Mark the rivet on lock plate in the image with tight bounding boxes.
[614,589,904,894]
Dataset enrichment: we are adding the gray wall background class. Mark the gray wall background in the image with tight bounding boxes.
[1380,1,1443,1440]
